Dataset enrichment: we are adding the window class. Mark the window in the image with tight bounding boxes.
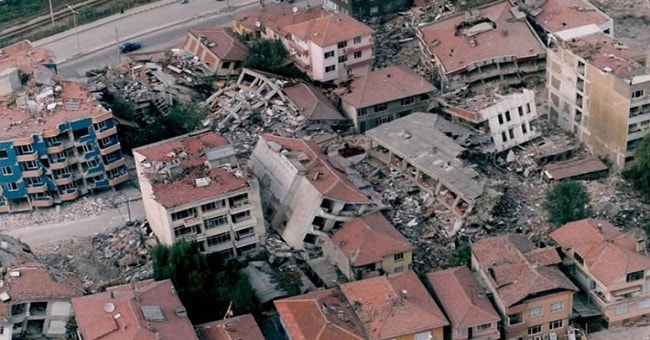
[11,304,26,316]
[401,97,413,105]
[236,227,255,240]
[171,209,195,221]
[550,301,564,313]
[394,266,404,273]
[505,110,511,122]
[627,270,644,282]
[632,90,645,99]
[549,319,563,330]
[0,150,7,159]
[509,313,522,325]
[528,325,542,335]
[221,61,231,69]
[353,36,361,44]
[354,51,362,59]
[529,306,543,317]
[518,106,524,116]
[201,200,223,212]
[2,166,12,175]
[394,252,404,262]
[7,182,18,191]
[81,144,95,153]
[476,323,492,331]
[498,114,504,125]
[338,55,348,63]
[526,103,531,113]
[455,328,467,335]
[324,51,335,59]
[574,252,584,264]
[358,108,368,116]
[204,215,228,230]
[174,226,196,237]
[639,298,650,309]
[501,131,507,142]
[25,177,43,186]
[325,65,336,73]
[615,305,629,315]
[17,145,33,155]
[508,128,514,139]
[337,41,347,49]
[207,232,232,247]
[232,210,252,223]
[374,103,387,112]
[521,123,528,134]
[414,331,430,340]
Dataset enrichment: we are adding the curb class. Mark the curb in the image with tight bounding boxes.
[57,0,259,65]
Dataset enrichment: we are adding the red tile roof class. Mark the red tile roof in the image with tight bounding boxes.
[544,157,608,180]
[231,4,314,34]
[562,32,645,77]
[417,1,545,76]
[274,289,366,340]
[283,83,344,121]
[195,314,264,340]
[529,0,611,34]
[262,134,370,203]
[135,131,249,208]
[188,27,248,61]
[341,271,449,339]
[283,13,373,47]
[472,234,577,307]
[72,279,197,340]
[427,266,500,330]
[337,65,436,108]
[550,219,650,286]
[264,6,330,37]
[332,212,411,267]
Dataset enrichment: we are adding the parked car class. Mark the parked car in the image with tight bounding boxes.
[119,42,142,53]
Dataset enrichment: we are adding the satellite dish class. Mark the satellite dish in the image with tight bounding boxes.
[292,6,298,13]
[104,303,115,313]
[255,21,261,28]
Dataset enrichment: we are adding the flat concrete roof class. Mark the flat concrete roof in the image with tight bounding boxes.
[365,112,484,200]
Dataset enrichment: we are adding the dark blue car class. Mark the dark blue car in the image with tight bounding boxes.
[119,42,142,54]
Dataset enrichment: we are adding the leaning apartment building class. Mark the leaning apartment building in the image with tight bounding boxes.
[0,41,129,213]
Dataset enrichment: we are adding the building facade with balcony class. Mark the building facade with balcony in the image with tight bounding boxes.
[550,219,650,327]
[249,134,374,249]
[133,130,265,260]
[0,63,128,213]
[471,234,578,340]
[546,29,650,170]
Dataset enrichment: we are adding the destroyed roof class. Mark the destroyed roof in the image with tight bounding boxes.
[195,314,265,340]
[188,27,248,61]
[243,261,292,304]
[274,288,366,340]
[0,265,84,321]
[337,66,436,109]
[332,212,412,267]
[365,112,484,200]
[439,89,535,123]
[550,219,650,286]
[72,279,197,340]
[417,1,545,76]
[525,0,611,34]
[283,83,345,121]
[427,266,501,330]
[543,156,608,180]
[134,131,248,208]
[340,271,449,339]
[561,32,646,77]
[471,234,577,307]
[0,80,114,140]
[261,134,370,204]
[283,12,374,47]
[0,40,54,75]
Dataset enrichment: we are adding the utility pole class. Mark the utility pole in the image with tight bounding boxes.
[48,0,55,26]
[67,5,81,56]
[115,26,121,63]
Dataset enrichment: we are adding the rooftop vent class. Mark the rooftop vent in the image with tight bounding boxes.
[9,271,20,277]
[141,306,165,321]
[0,292,9,302]
[175,307,187,317]
[104,303,115,313]
[603,67,613,74]
[194,177,212,187]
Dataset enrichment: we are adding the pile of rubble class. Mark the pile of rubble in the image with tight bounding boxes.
[35,221,154,293]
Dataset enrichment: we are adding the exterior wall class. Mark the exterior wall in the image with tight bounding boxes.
[483,89,541,152]
[380,250,412,274]
[0,113,127,213]
[183,33,242,77]
[324,0,411,19]
[9,299,74,338]
[393,327,444,340]
[343,92,434,132]
[451,321,499,340]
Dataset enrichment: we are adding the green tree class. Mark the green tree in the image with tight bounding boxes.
[446,241,471,268]
[152,240,210,296]
[543,180,592,226]
[623,134,650,198]
[243,39,290,74]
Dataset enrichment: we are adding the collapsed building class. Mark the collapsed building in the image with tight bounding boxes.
[183,27,248,78]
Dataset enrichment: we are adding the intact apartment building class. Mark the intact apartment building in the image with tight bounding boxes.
[0,41,128,213]
[183,27,248,77]
[231,4,328,40]
[416,1,546,91]
[546,27,650,170]
[550,219,650,327]
[516,0,613,38]
[335,65,437,132]
[471,234,578,340]
[249,134,373,249]
[133,130,265,259]
[439,89,542,152]
[323,0,411,19]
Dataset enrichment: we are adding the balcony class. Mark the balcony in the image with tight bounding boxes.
[12,136,32,146]
[206,241,234,253]
[235,234,258,247]
[16,152,38,162]
[60,189,79,202]
[108,173,129,186]
[95,126,117,140]
[184,216,203,227]
[21,167,43,178]
[319,208,352,222]
[26,183,48,194]
[202,206,229,219]
[42,128,60,138]
[104,158,125,172]
[46,144,65,154]
[100,142,121,156]
[92,112,113,124]
[84,164,105,177]
[232,216,257,230]
[54,175,73,186]
[31,197,54,207]
[229,200,253,214]
[50,158,70,170]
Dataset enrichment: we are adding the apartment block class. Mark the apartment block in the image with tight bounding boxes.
[249,134,373,249]
[550,219,650,327]
[439,89,541,152]
[321,211,412,280]
[133,130,265,260]
[417,1,546,91]
[517,0,613,37]
[0,265,84,339]
[0,41,128,213]
[183,27,248,77]
[323,0,411,19]
[471,234,578,340]
[335,65,437,132]
[546,28,650,170]
[231,4,328,40]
